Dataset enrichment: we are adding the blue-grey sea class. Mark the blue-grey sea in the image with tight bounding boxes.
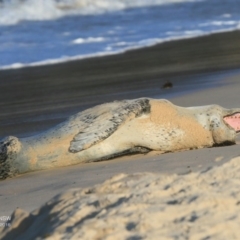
[0,0,240,69]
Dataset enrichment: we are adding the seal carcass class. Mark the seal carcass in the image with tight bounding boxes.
[1,98,240,179]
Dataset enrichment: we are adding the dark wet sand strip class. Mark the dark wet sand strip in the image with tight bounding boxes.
[0,30,240,138]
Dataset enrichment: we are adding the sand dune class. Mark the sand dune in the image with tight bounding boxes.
[1,156,240,240]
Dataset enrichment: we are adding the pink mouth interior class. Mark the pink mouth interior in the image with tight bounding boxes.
[224,113,240,132]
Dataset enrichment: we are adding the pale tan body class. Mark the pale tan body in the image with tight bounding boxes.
[0,98,238,179]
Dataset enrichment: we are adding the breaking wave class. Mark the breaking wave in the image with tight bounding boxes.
[0,0,200,25]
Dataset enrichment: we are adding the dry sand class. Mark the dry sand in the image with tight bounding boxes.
[2,156,240,240]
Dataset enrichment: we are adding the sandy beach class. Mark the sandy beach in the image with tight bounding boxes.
[3,156,240,240]
[1,30,240,238]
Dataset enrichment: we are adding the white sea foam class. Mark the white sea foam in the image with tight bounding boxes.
[72,37,105,44]
[0,0,200,25]
[200,20,238,27]
[0,50,122,70]
[221,14,232,18]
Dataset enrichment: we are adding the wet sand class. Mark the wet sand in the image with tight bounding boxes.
[1,30,240,138]
[1,30,240,216]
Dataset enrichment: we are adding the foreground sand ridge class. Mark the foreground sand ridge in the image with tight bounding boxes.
[1,156,240,239]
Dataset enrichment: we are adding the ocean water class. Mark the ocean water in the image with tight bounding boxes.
[0,0,240,69]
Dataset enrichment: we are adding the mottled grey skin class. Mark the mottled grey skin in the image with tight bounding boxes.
[0,98,239,180]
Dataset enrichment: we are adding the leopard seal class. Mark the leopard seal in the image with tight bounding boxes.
[1,98,240,180]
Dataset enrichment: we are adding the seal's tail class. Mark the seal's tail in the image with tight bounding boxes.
[0,136,21,180]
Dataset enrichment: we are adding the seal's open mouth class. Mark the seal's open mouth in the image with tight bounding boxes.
[224,113,240,132]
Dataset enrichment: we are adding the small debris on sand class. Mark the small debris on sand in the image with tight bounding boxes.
[162,81,173,89]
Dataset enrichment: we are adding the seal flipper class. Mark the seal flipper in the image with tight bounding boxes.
[69,98,150,153]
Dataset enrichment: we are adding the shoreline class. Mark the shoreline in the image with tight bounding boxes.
[0,28,237,72]
[1,30,240,138]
